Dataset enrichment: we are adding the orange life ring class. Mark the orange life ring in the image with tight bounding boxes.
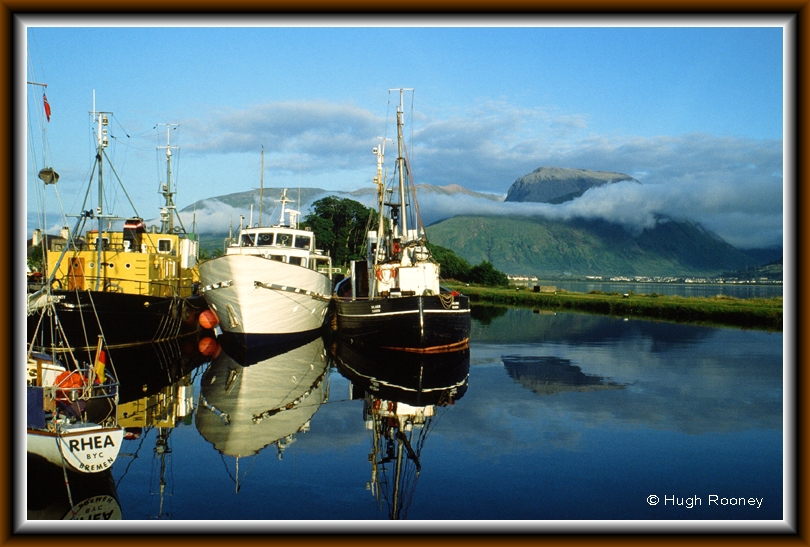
[375,266,397,282]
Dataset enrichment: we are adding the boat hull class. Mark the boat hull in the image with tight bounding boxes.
[333,293,471,352]
[27,424,124,474]
[199,254,332,336]
[27,291,207,351]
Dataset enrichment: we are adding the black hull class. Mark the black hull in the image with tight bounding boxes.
[332,342,470,407]
[333,293,471,352]
[28,291,208,352]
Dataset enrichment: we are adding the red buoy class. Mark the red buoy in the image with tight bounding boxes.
[198,336,219,356]
[199,310,219,329]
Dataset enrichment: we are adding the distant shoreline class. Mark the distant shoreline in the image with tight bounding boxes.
[447,282,783,332]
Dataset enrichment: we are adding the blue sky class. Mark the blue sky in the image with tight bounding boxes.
[23,17,787,249]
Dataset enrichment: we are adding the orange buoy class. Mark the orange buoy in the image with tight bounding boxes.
[199,310,219,329]
[198,336,219,356]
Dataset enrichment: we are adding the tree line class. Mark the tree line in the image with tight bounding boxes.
[303,196,508,287]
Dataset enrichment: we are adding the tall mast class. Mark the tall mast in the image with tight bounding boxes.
[259,146,265,227]
[91,93,110,291]
[157,123,179,234]
[373,138,389,262]
[390,88,413,239]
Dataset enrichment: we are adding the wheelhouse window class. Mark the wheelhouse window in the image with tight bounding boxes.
[257,232,274,246]
[276,233,292,247]
[241,234,256,246]
[294,235,311,249]
[158,239,172,253]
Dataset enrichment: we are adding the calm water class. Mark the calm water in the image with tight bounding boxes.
[26,308,785,529]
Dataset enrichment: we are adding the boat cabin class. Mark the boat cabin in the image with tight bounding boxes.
[45,217,199,297]
[227,227,332,274]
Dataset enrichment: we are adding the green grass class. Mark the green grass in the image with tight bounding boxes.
[447,282,783,331]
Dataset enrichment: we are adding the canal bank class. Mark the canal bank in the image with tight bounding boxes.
[448,283,783,331]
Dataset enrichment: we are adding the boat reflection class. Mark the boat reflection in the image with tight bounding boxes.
[113,340,205,519]
[501,355,627,395]
[331,342,470,520]
[27,452,122,520]
[64,332,212,405]
[195,335,330,490]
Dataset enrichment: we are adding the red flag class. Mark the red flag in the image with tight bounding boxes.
[43,93,51,122]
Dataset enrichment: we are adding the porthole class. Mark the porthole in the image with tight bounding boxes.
[89,262,95,269]
[125,263,132,269]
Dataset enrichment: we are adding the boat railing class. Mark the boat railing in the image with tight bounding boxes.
[27,367,119,429]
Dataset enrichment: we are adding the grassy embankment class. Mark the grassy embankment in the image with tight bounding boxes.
[445,282,783,331]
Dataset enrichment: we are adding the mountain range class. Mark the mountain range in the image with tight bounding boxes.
[183,167,781,278]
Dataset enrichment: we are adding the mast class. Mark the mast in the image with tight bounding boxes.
[370,138,389,298]
[277,189,291,226]
[91,94,110,291]
[390,88,413,240]
[259,146,265,227]
[157,123,180,234]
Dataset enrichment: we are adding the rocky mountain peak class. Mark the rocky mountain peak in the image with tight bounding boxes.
[505,167,639,204]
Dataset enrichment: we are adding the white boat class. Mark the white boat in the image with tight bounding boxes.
[26,348,124,474]
[198,188,333,345]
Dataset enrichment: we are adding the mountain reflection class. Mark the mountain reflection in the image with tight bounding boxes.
[331,342,470,520]
[502,355,626,395]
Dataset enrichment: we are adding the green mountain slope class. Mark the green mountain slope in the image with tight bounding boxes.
[425,215,758,277]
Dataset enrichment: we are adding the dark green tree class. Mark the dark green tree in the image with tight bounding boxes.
[469,260,509,287]
[303,197,378,267]
[28,245,44,273]
[427,242,472,281]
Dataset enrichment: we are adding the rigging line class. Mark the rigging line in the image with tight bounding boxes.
[115,427,150,488]
[101,147,142,219]
[55,428,77,518]
[217,452,239,486]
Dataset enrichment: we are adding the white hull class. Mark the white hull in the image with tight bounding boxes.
[27,424,124,474]
[199,254,332,335]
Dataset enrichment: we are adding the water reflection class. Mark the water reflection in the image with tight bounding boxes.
[502,355,627,395]
[331,342,470,520]
[25,307,780,522]
[195,336,329,490]
[27,452,122,520]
